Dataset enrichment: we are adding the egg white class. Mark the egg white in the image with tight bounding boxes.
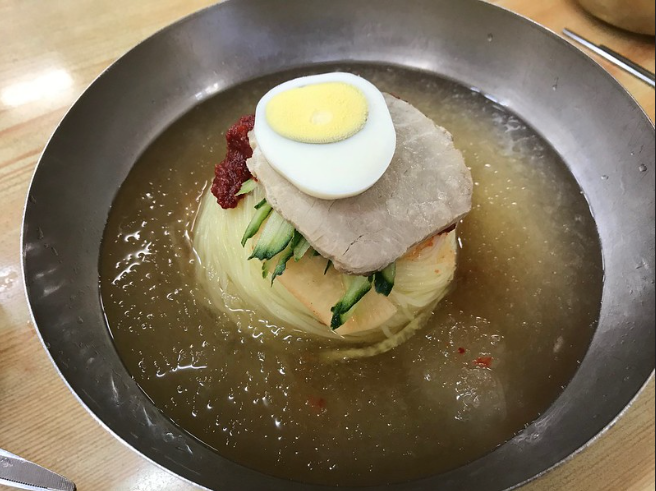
[253,73,397,200]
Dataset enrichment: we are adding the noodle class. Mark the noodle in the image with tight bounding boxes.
[193,186,458,352]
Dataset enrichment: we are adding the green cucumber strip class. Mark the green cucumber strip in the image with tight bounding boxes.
[293,237,312,262]
[241,201,273,247]
[324,260,332,275]
[330,275,373,329]
[374,262,396,296]
[271,232,303,284]
[262,260,271,279]
[312,249,322,257]
[289,230,304,250]
[271,246,293,283]
[236,178,257,196]
[250,211,295,261]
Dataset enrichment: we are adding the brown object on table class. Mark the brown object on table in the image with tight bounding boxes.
[0,0,654,490]
[577,0,656,36]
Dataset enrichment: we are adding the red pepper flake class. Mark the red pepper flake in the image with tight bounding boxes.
[474,356,493,369]
[307,395,327,413]
[211,115,255,209]
[458,347,467,355]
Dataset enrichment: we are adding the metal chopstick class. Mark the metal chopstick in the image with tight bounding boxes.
[563,28,656,89]
[599,44,656,82]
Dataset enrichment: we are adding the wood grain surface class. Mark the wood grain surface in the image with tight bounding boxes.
[0,0,654,490]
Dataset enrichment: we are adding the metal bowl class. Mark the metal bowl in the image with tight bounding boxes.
[22,1,655,490]
[577,0,656,35]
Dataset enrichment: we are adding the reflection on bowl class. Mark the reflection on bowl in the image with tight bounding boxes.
[577,0,656,35]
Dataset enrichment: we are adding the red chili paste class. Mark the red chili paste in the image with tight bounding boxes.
[211,115,256,209]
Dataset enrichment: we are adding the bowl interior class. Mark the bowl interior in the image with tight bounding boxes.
[23,1,655,490]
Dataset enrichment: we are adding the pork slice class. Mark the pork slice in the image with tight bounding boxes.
[247,94,473,275]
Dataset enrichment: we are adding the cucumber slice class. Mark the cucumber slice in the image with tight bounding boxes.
[293,237,312,262]
[271,247,293,283]
[271,232,303,283]
[262,260,271,279]
[330,275,373,329]
[236,178,257,196]
[250,211,295,261]
[241,201,273,246]
[374,262,396,296]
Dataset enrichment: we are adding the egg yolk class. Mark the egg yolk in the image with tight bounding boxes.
[265,82,368,144]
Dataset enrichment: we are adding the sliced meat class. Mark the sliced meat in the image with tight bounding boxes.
[247,94,473,275]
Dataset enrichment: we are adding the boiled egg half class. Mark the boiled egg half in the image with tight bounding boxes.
[253,73,396,200]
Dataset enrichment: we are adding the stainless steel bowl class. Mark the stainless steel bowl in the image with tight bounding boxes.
[22,1,655,490]
[577,0,656,35]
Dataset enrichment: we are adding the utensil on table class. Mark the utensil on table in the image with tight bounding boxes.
[0,449,75,491]
[563,28,656,88]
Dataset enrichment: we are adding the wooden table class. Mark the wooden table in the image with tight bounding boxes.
[0,0,654,489]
